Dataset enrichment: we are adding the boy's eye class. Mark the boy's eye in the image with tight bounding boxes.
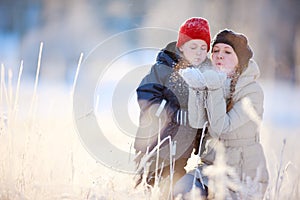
[201,46,207,50]
[212,49,219,53]
[225,51,232,54]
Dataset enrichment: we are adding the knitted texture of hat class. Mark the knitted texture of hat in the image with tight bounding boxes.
[212,29,253,68]
[176,17,211,51]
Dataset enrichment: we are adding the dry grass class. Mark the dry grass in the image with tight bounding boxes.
[0,52,299,199]
[0,55,146,199]
[261,124,300,200]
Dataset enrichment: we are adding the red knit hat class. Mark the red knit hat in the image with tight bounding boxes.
[176,17,211,51]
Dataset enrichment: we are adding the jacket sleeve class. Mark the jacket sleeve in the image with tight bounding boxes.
[187,88,208,128]
[206,83,264,138]
[134,64,179,153]
[186,69,225,129]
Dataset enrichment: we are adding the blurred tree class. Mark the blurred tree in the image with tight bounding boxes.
[270,0,300,84]
[0,0,42,35]
[1,0,299,84]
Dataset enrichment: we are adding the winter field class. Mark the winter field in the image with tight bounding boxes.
[0,53,300,200]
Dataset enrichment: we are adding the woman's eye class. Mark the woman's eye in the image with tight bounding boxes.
[225,51,232,54]
[212,50,219,53]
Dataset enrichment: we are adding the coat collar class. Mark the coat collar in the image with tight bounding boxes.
[235,59,260,90]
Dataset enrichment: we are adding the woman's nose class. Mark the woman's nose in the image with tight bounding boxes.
[217,53,223,59]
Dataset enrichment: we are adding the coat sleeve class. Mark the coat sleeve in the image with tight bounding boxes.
[134,63,179,153]
[187,88,208,128]
[206,83,264,138]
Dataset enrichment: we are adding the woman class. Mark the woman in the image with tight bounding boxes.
[134,17,213,196]
[175,29,269,199]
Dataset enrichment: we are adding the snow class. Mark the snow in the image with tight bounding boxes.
[262,80,300,132]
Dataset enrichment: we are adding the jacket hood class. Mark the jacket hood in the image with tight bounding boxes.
[156,41,180,67]
[236,59,260,90]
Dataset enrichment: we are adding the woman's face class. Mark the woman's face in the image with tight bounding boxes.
[211,43,238,76]
[179,39,208,66]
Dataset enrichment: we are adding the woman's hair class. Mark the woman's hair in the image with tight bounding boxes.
[226,67,243,112]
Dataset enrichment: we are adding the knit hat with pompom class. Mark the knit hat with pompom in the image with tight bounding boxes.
[176,17,211,51]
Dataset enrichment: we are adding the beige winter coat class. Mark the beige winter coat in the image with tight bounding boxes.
[189,60,269,196]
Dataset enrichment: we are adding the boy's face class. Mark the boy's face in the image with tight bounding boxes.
[179,39,208,66]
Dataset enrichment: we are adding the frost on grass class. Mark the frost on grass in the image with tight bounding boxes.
[0,56,147,199]
[203,141,269,199]
[202,141,242,199]
[264,138,300,200]
[0,50,300,199]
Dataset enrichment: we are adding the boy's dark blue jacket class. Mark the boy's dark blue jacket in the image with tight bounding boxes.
[134,41,195,155]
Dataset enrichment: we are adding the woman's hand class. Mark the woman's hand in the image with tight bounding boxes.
[201,70,227,90]
[179,68,226,90]
[179,67,206,89]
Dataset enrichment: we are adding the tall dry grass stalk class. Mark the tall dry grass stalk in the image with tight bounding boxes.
[12,61,23,119]
[135,133,178,199]
[264,138,300,200]
[28,42,43,128]
[71,52,83,97]
[1,64,10,113]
